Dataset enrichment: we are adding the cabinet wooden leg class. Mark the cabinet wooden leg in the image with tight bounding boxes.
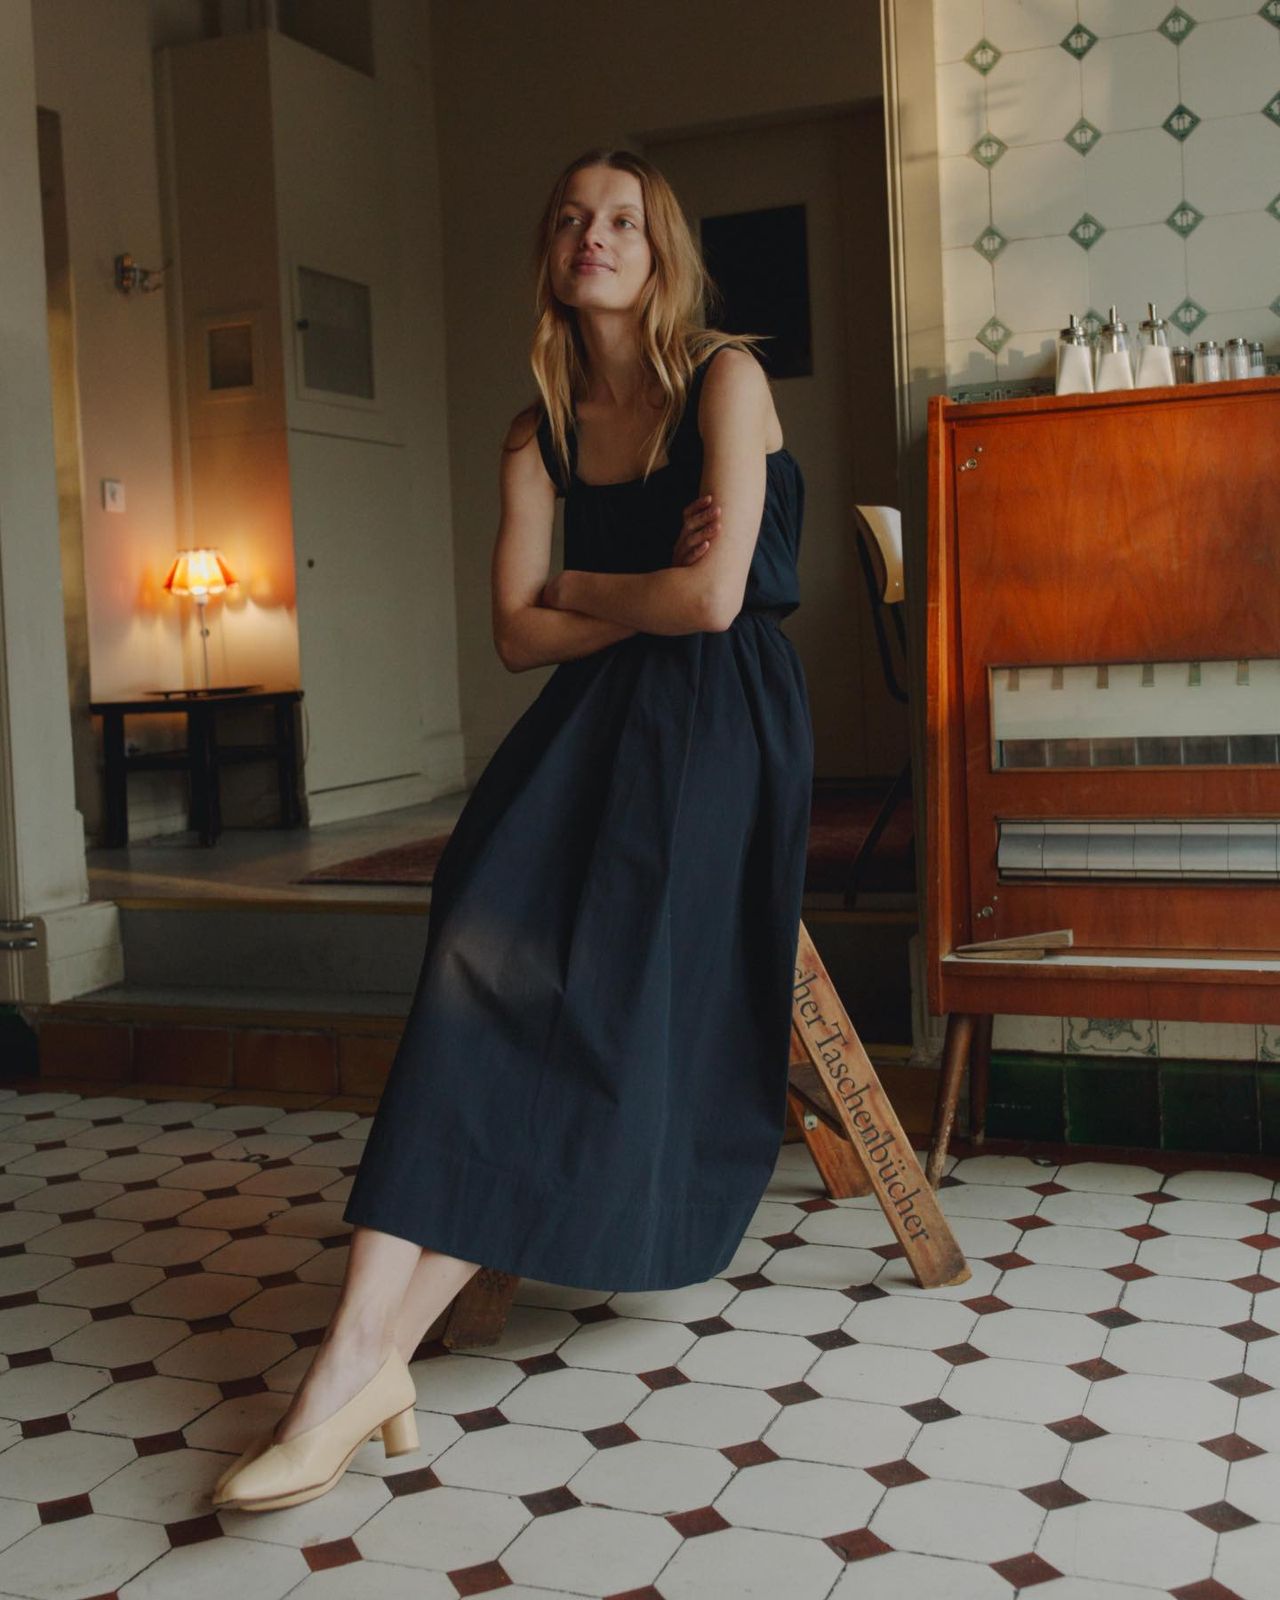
[970,1013,994,1149]
[927,1012,974,1188]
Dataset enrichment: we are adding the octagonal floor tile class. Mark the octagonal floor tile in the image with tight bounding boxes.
[116,1535,307,1600]
[503,1501,683,1596]
[1102,1318,1246,1380]
[967,1307,1106,1365]
[871,1476,1043,1562]
[906,1411,1068,1488]
[500,1364,647,1430]
[570,1436,733,1514]
[828,1548,1012,1598]
[52,1312,188,1368]
[356,1481,530,1570]
[559,1315,696,1375]
[628,1378,779,1448]
[763,1394,916,1469]
[0,1511,169,1599]
[0,1426,134,1501]
[808,1341,949,1406]
[431,1419,594,1494]
[69,1372,220,1437]
[1083,1372,1236,1442]
[1035,1499,1215,1589]
[715,1454,881,1537]
[0,1359,112,1421]
[721,1284,853,1336]
[1064,1430,1227,1509]
[941,1355,1089,1424]
[658,1522,842,1600]
[155,1326,295,1382]
[409,1350,525,1414]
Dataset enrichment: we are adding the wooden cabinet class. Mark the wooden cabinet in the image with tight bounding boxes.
[925,376,1280,1089]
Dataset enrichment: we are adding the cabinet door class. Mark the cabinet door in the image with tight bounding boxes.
[950,388,1280,953]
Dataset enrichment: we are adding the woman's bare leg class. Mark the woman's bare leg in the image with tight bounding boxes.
[272,1226,481,1444]
[386,1248,485,1365]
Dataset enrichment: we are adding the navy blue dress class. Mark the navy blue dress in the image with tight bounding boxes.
[343,348,814,1291]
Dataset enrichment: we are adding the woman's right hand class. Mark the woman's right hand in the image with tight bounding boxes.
[671,494,722,566]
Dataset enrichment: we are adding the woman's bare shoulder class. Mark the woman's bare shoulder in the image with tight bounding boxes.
[503,399,544,453]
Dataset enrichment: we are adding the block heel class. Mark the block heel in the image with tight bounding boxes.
[380,1405,418,1457]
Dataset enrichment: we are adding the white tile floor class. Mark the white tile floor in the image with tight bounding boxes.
[0,1082,1278,1599]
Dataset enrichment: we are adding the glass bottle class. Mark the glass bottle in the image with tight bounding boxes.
[1055,314,1094,395]
[1095,305,1134,391]
[1248,341,1266,378]
[1193,340,1223,382]
[1224,338,1250,380]
[1171,345,1194,384]
[1134,303,1175,388]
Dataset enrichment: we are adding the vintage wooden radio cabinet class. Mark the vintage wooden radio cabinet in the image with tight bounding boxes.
[924,375,1280,1176]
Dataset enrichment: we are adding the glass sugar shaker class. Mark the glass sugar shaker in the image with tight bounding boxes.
[1055,313,1094,394]
[1247,341,1266,378]
[1095,305,1134,391]
[1193,339,1223,382]
[1134,303,1175,388]
[1171,344,1194,384]
[1224,337,1250,381]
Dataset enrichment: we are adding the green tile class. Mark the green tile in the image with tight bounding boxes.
[1260,1066,1280,1155]
[977,316,1011,355]
[965,38,1002,75]
[1163,103,1201,140]
[1064,118,1102,156]
[1061,23,1098,58]
[987,1052,1066,1141]
[1167,199,1204,237]
[1172,297,1208,335]
[1065,1056,1160,1146]
[1158,7,1197,44]
[1160,1060,1259,1155]
[1069,213,1106,250]
[970,132,1008,168]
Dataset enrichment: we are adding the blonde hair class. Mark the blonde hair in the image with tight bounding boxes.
[514,147,769,487]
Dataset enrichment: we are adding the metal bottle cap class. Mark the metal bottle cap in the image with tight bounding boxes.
[1101,304,1128,336]
[1058,313,1088,344]
[1197,339,1220,352]
[1225,337,1247,351]
[1138,302,1167,333]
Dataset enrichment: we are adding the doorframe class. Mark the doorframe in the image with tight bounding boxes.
[878,0,946,1061]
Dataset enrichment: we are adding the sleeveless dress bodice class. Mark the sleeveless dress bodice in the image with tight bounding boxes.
[535,349,805,619]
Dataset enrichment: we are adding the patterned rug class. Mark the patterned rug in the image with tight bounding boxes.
[297,780,916,895]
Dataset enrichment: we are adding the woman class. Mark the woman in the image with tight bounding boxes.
[211,148,813,1514]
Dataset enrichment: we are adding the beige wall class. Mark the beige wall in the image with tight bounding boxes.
[428,0,886,779]
[33,1,188,702]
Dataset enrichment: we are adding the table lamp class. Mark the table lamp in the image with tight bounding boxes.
[163,547,237,690]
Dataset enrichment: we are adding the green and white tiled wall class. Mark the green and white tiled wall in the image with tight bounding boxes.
[933,0,1280,393]
[989,1018,1280,1152]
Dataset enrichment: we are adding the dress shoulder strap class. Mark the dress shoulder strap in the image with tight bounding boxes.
[534,403,574,499]
[668,346,744,463]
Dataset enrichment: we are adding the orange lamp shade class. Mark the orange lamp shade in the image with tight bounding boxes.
[163,548,237,598]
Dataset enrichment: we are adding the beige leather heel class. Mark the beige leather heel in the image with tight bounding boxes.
[380,1405,419,1457]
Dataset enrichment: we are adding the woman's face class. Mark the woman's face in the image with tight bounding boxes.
[550,165,653,316]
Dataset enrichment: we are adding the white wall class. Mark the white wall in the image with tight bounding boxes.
[428,0,886,778]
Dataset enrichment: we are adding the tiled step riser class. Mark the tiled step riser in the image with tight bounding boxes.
[989,1052,1280,1156]
[25,1016,398,1097]
[120,907,428,993]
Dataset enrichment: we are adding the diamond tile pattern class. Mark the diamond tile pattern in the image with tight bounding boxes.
[0,1083,1278,1599]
